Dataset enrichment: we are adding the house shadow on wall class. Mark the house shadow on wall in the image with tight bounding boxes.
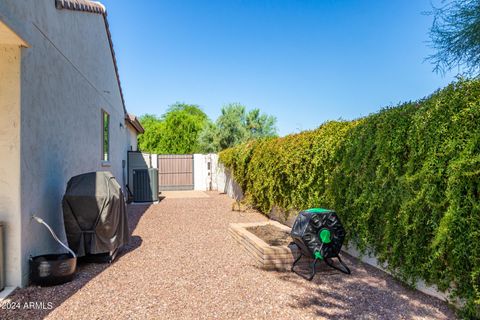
[2,203,151,320]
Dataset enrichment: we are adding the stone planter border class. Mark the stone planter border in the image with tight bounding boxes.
[228,220,311,271]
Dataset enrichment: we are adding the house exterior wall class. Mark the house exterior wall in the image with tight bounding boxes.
[0,44,22,287]
[0,0,129,286]
[126,124,139,152]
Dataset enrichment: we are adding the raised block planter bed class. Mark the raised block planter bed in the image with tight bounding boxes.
[229,221,311,271]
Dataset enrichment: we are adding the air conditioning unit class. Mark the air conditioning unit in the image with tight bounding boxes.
[133,168,158,202]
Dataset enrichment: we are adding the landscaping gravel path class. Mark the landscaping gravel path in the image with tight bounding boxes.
[2,192,456,319]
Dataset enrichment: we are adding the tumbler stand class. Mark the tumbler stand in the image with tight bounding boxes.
[291,245,351,281]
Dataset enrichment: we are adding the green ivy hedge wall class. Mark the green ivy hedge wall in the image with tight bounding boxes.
[219,79,480,317]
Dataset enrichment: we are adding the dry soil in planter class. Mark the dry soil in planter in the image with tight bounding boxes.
[246,224,292,246]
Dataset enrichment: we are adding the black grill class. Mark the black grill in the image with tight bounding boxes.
[290,208,350,280]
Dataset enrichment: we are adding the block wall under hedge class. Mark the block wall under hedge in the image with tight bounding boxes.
[219,79,480,317]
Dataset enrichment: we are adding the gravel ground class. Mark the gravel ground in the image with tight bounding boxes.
[1,192,456,320]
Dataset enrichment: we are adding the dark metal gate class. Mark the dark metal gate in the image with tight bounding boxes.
[158,154,194,191]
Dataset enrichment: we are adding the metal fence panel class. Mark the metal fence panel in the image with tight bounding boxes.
[158,154,194,191]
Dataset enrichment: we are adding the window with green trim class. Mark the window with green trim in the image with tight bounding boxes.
[102,110,110,162]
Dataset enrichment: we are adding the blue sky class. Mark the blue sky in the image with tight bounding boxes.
[102,0,458,136]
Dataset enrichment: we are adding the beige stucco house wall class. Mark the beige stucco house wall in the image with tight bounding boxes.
[0,0,143,288]
[126,113,144,152]
[0,22,26,288]
[127,125,139,152]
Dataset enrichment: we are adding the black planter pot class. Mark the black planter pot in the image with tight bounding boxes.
[30,253,77,286]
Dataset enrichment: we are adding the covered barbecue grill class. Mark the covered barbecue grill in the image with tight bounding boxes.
[62,171,129,262]
[291,208,350,280]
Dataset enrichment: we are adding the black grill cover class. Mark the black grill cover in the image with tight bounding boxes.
[291,208,345,259]
[62,172,129,259]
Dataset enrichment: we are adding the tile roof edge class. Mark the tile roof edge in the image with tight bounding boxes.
[126,113,145,134]
[55,0,106,14]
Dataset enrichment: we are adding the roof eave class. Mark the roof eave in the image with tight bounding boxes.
[126,114,145,134]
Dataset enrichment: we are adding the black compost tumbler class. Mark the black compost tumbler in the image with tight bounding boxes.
[290,208,350,280]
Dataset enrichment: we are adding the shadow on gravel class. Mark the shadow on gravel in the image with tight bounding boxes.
[277,253,456,319]
[1,204,151,320]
